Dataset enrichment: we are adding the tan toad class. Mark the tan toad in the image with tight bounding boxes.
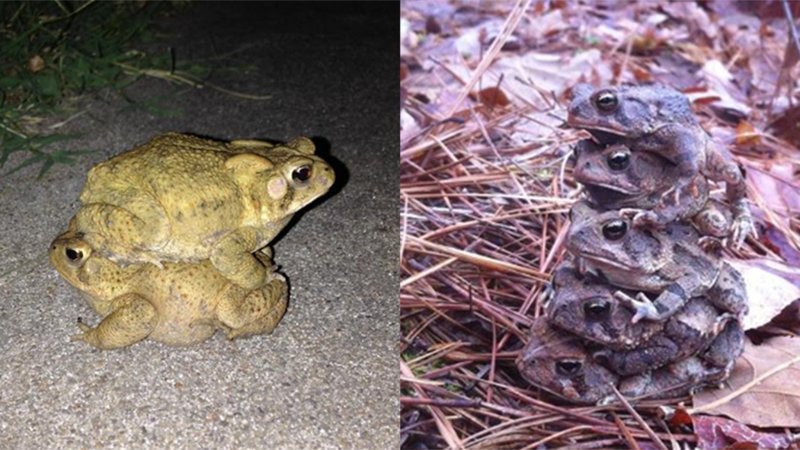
[49,220,288,349]
[75,133,335,290]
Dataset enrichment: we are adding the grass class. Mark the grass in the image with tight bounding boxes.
[0,1,204,177]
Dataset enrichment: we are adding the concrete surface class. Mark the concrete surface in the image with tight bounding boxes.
[0,3,398,449]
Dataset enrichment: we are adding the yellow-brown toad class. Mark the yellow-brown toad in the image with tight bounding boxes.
[75,133,335,290]
[49,221,288,349]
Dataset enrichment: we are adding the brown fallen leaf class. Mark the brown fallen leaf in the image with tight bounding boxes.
[690,336,800,428]
[734,121,760,146]
[747,163,800,229]
[760,224,800,266]
[768,105,800,149]
[470,86,510,109]
[27,55,45,73]
[693,415,795,450]
[728,259,800,330]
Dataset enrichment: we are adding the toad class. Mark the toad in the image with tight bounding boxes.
[573,140,730,241]
[515,318,742,404]
[75,133,335,290]
[567,84,755,247]
[545,263,737,376]
[566,201,748,323]
[49,220,288,349]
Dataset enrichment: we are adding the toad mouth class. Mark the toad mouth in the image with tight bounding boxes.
[583,255,634,271]
[582,185,646,208]
[566,116,628,137]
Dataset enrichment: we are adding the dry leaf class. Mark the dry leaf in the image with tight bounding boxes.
[693,415,794,450]
[748,163,800,228]
[728,259,800,330]
[471,87,510,109]
[444,49,605,109]
[698,60,751,116]
[27,55,45,73]
[691,336,800,428]
[734,121,760,146]
[760,224,800,266]
[768,105,800,149]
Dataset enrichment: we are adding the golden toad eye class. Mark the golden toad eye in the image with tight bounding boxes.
[606,151,630,170]
[292,165,312,183]
[556,360,583,377]
[593,90,618,112]
[602,220,627,241]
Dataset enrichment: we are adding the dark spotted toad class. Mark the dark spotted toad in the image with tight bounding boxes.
[545,263,737,376]
[515,318,742,404]
[566,201,748,323]
[573,139,730,241]
[567,84,754,247]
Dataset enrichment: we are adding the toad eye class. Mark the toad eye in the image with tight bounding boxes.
[292,165,312,184]
[583,299,611,320]
[602,220,627,241]
[606,151,630,170]
[556,360,583,377]
[593,90,618,112]
[65,247,83,262]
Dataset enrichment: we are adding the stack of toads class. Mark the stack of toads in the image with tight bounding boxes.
[516,84,753,404]
[49,133,335,350]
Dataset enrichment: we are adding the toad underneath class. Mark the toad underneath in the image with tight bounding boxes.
[50,220,287,349]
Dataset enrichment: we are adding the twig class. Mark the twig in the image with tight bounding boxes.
[782,0,800,61]
[608,384,669,450]
[445,0,534,118]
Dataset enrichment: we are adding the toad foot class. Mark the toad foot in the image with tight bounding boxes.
[614,291,658,323]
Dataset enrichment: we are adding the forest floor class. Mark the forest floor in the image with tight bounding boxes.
[401,1,800,448]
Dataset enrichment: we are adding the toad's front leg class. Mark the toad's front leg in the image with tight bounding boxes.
[613,291,659,323]
[72,294,157,350]
[211,227,266,291]
[614,286,686,323]
[618,208,660,229]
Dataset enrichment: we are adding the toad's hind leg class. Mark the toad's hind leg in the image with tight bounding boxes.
[706,262,749,318]
[219,273,288,340]
[704,146,755,248]
[72,294,157,350]
[75,197,169,264]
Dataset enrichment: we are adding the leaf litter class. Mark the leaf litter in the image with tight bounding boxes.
[401,1,800,448]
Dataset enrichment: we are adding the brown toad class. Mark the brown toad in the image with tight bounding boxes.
[515,318,742,404]
[75,133,335,290]
[567,83,754,247]
[573,139,730,241]
[49,220,287,349]
[545,263,737,376]
[566,201,748,323]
